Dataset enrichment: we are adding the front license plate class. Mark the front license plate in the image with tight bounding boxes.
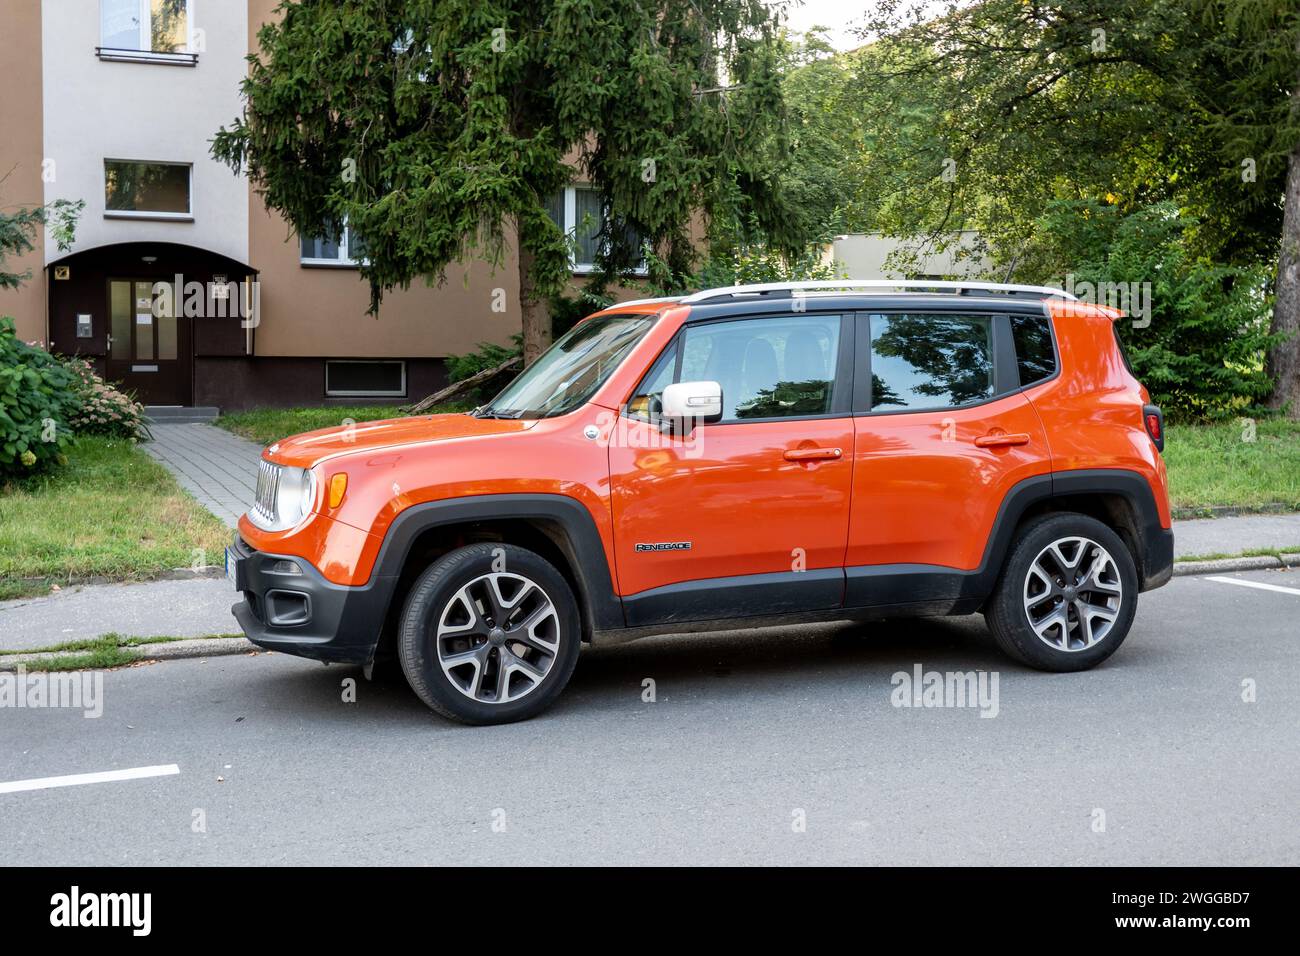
[225,547,239,589]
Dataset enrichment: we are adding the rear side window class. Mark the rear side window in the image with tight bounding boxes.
[869,313,994,411]
[1010,314,1057,386]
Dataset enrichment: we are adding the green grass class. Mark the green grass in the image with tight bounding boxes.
[1,633,245,672]
[0,438,231,595]
[29,645,140,672]
[1165,419,1300,514]
[216,403,470,446]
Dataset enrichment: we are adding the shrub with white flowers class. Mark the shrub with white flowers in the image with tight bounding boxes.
[60,356,150,441]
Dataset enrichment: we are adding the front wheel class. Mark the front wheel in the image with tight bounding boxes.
[984,513,1139,672]
[397,544,582,724]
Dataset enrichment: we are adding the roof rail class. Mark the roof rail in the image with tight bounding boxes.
[680,279,1076,303]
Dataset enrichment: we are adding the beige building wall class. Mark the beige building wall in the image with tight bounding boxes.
[250,199,525,358]
[0,0,47,343]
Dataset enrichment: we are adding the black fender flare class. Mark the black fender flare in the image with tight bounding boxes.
[367,493,624,634]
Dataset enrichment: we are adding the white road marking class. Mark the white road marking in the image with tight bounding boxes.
[0,764,180,795]
[1205,576,1300,597]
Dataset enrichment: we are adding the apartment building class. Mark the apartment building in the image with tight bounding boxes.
[0,0,627,409]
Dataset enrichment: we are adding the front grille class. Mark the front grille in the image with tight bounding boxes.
[252,459,281,525]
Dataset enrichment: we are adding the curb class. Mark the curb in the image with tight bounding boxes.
[1171,504,1300,521]
[0,636,258,671]
[1173,553,1300,577]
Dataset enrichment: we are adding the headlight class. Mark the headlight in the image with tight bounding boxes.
[250,462,317,531]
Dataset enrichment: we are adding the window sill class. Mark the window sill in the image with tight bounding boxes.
[95,47,199,67]
[301,260,363,269]
[104,211,194,222]
[573,264,650,278]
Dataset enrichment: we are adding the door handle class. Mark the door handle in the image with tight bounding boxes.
[784,446,843,462]
[974,432,1031,448]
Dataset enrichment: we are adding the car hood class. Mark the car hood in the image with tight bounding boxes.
[264,413,536,468]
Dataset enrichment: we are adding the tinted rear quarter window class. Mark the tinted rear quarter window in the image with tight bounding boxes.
[869,313,994,410]
[1010,314,1057,387]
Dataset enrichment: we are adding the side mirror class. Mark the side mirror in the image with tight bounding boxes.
[662,380,722,423]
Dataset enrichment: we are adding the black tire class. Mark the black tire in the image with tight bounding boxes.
[983,513,1139,672]
[397,543,581,724]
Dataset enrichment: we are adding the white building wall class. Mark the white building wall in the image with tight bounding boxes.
[42,0,249,264]
[833,231,990,280]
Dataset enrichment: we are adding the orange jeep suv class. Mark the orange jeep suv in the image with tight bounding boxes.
[228,281,1173,724]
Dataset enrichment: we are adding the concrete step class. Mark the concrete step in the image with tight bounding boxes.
[145,406,220,424]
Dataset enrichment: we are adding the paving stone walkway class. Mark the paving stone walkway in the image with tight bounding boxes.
[142,423,263,529]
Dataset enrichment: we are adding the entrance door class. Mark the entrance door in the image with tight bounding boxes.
[105,279,190,405]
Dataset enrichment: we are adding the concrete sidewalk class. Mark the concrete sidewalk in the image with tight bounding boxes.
[1174,512,1300,559]
[0,577,240,652]
[143,423,263,528]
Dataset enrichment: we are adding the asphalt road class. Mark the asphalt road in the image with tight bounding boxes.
[2,567,1297,866]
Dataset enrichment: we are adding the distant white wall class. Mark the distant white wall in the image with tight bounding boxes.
[832,231,991,280]
[42,0,249,264]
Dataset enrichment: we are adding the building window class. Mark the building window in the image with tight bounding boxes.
[301,222,366,267]
[104,159,192,218]
[99,0,195,63]
[546,185,646,274]
[325,360,407,398]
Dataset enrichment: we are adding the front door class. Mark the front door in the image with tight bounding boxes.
[609,311,856,626]
[105,278,191,405]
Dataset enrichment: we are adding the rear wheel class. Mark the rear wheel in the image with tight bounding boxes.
[984,513,1138,671]
[397,544,581,724]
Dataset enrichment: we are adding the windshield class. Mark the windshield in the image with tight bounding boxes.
[477,313,656,419]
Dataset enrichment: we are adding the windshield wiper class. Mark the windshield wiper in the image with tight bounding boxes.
[475,407,529,420]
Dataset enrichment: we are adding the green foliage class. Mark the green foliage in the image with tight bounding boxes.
[58,357,151,441]
[0,317,77,478]
[212,0,799,314]
[0,199,84,290]
[447,335,523,385]
[1028,201,1282,421]
[847,0,1300,268]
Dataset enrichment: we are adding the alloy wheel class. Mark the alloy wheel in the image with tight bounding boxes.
[435,572,561,704]
[1022,536,1123,652]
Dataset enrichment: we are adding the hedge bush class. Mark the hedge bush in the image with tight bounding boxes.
[0,316,77,478]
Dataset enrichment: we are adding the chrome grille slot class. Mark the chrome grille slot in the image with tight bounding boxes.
[253,459,280,525]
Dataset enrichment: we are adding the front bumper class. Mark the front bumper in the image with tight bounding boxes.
[228,535,389,664]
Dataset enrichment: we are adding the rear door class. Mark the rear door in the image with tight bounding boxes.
[609,311,855,625]
[845,309,1052,607]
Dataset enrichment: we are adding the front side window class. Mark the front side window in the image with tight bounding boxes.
[101,0,189,53]
[104,159,191,216]
[629,315,842,422]
[869,313,994,411]
[479,313,656,419]
[301,221,366,266]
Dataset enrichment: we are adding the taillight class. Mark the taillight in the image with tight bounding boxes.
[1143,404,1164,453]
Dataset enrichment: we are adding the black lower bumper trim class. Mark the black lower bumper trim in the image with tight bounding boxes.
[228,535,390,664]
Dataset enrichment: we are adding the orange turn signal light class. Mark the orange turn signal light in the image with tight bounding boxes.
[328,473,348,508]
